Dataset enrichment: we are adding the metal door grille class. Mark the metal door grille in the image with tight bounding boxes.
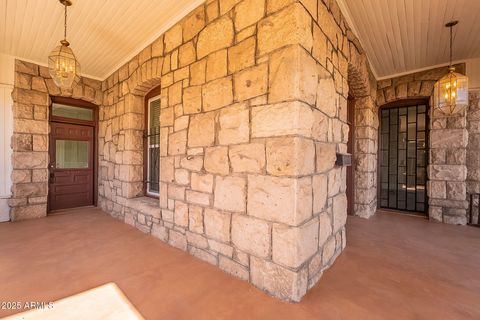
[145,126,160,194]
[379,104,427,214]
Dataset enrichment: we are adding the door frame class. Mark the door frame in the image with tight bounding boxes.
[346,96,355,216]
[377,98,430,215]
[48,96,99,212]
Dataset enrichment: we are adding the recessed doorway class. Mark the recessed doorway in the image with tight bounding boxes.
[48,98,97,211]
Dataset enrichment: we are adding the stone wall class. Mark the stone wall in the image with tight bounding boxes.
[467,90,480,222]
[98,0,374,301]
[376,64,470,224]
[9,60,102,220]
[428,107,469,224]
[352,89,378,218]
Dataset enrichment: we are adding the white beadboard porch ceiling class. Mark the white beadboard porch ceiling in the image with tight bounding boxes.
[0,0,203,80]
[338,0,480,79]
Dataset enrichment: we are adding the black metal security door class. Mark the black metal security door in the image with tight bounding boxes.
[379,103,428,214]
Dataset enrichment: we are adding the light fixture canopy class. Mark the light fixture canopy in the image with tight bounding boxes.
[48,0,81,89]
[433,20,468,115]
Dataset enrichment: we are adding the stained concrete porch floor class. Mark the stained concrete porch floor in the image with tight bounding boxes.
[0,208,479,320]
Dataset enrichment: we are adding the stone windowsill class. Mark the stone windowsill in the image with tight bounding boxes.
[124,196,161,219]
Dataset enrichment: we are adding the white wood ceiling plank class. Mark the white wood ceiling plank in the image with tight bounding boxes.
[391,0,408,72]
[379,0,401,74]
[362,0,390,76]
[2,0,480,79]
[349,0,386,75]
[456,2,480,61]
[36,3,64,61]
[403,0,415,68]
[341,0,480,78]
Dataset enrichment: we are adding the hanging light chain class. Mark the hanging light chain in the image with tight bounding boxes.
[64,2,68,41]
[449,23,453,67]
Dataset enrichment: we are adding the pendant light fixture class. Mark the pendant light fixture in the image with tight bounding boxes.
[433,21,468,115]
[48,0,80,89]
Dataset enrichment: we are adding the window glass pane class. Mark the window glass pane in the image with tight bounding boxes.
[407,176,416,189]
[56,140,88,168]
[399,116,407,131]
[390,126,398,141]
[398,184,406,200]
[52,103,93,121]
[417,150,425,166]
[389,158,397,173]
[390,109,398,124]
[408,123,416,139]
[417,113,426,131]
[408,107,416,122]
[149,98,160,145]
[389,175,397,189]
[388,191,397,208]
[381,134,389,149]
[407,193,416,210]
[148,147,160,194]
[381,117,389,133]
[417,167,425,184]
[381,183,388,199]
[399,133,407,149]
[381,167,388,182]
[398,150,406,166]
[417,188,425,203]
[417,131,426,148]
[408,142,416,158]
[398,167,406,183]
[407,159,416,175]
[389,146,397,160]
[381,151,388,166]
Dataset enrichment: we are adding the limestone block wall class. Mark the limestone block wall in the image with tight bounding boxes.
[353,95,378,218]
[377,64,470,224]
[429,109,469,224]
[98,0,375,301]
[467,91,480,220]
[9,60,102,220]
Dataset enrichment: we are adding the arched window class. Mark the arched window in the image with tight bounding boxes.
[144,86,160,197]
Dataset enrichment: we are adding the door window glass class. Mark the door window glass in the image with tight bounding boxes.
[52,103,93,121]
[56,140,89,168]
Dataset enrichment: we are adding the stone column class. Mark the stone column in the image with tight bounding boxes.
[9,60,50,220]
[428,109,469,224]
[466,91,480,220]
[354,96,378,218]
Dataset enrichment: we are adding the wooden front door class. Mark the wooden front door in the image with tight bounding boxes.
[346,97,355,216]
[48,122,94,211]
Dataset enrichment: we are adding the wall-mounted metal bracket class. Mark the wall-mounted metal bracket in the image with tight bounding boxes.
[336,153,352,166]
